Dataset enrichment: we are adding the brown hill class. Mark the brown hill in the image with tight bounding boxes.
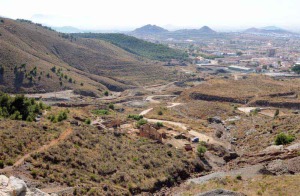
[0,18,176,95]
[179,75,300,104]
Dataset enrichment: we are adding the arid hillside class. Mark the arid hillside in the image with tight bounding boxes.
[179,75,300,106]
[0,18,177,94]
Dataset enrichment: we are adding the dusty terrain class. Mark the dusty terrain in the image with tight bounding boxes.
[0,18,300,196]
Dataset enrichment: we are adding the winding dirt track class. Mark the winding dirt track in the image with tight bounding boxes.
[0,127,73,173]
[14,128,73,167]
[139,99,221,145]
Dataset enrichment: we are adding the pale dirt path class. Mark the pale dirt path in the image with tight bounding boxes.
[25,90,79,99]
[143,81,177,93]
[139,108,153,116]
[0,127,73,173]
[167,103,182,108]
[147,118,188,130]
[145,95,177,104]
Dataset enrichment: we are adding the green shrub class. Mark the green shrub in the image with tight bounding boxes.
[137,119,147,128]
[158,111,163,115]
[156,122,163,128]
[92,109,109,115]
[275,132,295,145]
[104,91,109,96]
[236,174,242,180]
[6,159,13,166]
[57,111,68,122]
[85,118,91,125]
[197,145,207,157]
[108,103,114,110]
[48,110,68,123]
[128,114,143,121]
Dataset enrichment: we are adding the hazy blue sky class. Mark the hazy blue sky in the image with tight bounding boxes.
[1,0,299,30]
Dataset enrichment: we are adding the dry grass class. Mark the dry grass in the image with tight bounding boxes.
[25,125,197,195]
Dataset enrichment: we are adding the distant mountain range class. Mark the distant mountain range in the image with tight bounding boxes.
[244,26,295,35]
[51,24,297,36]
[130,25,216,36]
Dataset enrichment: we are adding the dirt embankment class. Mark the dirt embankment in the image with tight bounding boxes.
[267,92,296,98]
[189,92,251,104]
[249,100,300,109]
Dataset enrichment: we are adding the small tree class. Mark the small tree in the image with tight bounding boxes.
[137,119,147,128]
[156,122,163,128]
[197,145,207,157]
[51,66,56,73]
[158,111,163,115]
[104,91,109,96]
[108,103,114,110]
[85,118,91,124]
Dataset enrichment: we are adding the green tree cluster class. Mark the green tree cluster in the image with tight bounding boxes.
[0,93,48,121]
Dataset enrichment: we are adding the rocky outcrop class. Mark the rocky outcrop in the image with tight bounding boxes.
[207,116,222,124]
[0,175,51,196]
[196,189,246,196]
[262,157,300,175]
[236,143,300,166]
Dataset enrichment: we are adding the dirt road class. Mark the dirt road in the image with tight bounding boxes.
[145,95,177,104]
[139,102,221,145]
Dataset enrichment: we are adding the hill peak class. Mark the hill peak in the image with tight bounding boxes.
[133,24,168,34]
[199,26,216,34]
